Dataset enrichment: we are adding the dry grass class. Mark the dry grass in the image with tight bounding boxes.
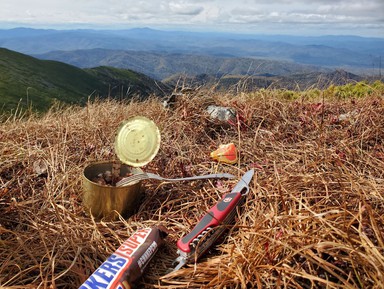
[1,88,384,288]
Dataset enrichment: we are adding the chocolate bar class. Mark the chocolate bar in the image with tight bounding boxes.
[79,226,167,289]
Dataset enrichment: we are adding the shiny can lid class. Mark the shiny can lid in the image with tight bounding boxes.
[115,116,161,167]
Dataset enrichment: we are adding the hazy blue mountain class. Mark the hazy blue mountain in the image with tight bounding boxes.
[0,27,382,72]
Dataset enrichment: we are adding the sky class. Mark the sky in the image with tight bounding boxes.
[0,0,383,37]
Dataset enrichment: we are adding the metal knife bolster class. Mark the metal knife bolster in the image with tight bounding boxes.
[177,191,243,254]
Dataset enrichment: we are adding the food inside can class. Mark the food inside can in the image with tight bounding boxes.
[92,170,134,186]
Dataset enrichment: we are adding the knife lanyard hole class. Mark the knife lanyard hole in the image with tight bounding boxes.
[241,186,250,196]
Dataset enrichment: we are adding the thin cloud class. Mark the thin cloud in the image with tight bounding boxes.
[169,2,204,15]
[0,0,383,36]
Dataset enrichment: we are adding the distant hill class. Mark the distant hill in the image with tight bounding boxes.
[35,49,330,80]
[163,69,364,92]
[271,69,364,90]
[0,48,170,113]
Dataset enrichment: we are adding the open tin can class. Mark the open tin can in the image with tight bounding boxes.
[82,116,161,220]
[82,161,144,220]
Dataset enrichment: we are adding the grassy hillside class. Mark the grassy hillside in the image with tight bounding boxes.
[0,84,383,288]
[85,66,170,99]
[0,48,170,113]
[0,48,106,112]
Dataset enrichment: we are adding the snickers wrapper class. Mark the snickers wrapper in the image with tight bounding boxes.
[79,226,167,289]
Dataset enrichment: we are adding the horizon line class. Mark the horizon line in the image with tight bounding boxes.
[1,24,384,39]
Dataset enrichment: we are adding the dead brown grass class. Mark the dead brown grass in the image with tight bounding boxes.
[1,89,384,288]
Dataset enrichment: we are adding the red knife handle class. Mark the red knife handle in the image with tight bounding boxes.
[177,192,242,253]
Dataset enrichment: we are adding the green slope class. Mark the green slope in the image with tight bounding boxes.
[0,47,107,112]
[85,66,170,99]
[0,48,170,113]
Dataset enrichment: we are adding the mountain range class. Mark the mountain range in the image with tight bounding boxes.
[0,47,367,114]
[0,27,383,113]
[35,48,331,81]
[1,27,383,75]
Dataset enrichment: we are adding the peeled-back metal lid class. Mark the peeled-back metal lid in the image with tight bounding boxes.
[115,116,161,167]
